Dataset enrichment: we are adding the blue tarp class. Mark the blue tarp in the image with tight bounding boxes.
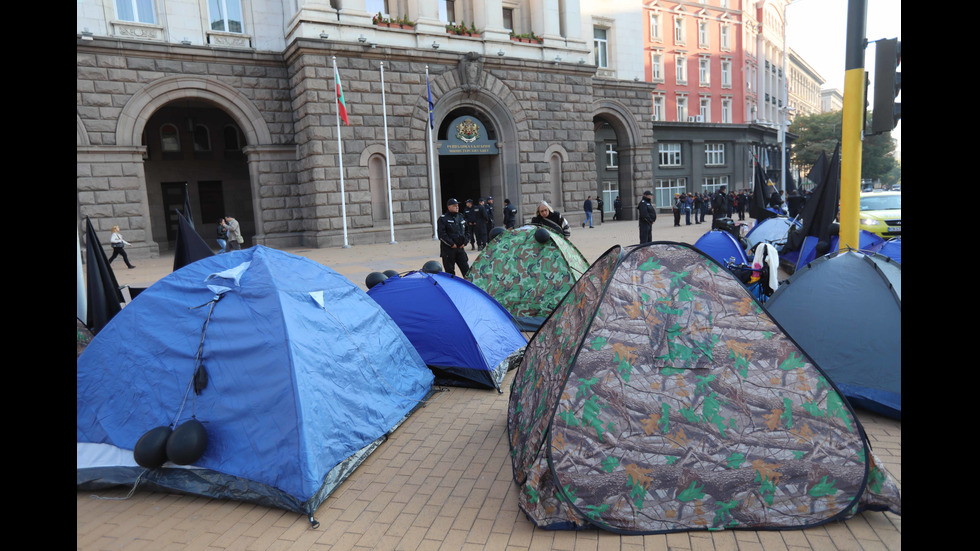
[766,251,901,419]
[367,271,526,391]
[693,230,748,267]
[77,246,433,519]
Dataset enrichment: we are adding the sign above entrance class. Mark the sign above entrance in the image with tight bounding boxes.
[439,116,498,155]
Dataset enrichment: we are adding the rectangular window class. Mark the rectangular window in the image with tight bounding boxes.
[674,16,685,44]
[659,143,682,166]
[366,0,390,17]
[676,96,688,121]
[502,8,514,31]
[653,95,664,121]
[650,13,661,41]
[594,27,609,68]
[439,0,457,23]
[721,24,731,50]
[699,97,710,122]
[703,175,729,195]
[721,59,732,87]
[605,143,619,168]
[602,181,618,214]
[705,143,726,166]
[208,0,243,33]
[721,98,732,123]
[675,54,687,84]
[698,20,709,47]
[656,178,686,208]
[651,52,663,81]
[699,58,710,86]
[116,0,155,24]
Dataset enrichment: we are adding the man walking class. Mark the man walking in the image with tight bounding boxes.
[597,197,604,223]
[438,198,471,276]
[712,186,730,223]
[583,196,594,228]
[221,215,243,251]
[638,191,656,243]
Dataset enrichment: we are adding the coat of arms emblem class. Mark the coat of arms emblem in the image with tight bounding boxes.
[455,119,480,143]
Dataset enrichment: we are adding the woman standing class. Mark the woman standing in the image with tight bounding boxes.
[531,201,571,237]
[107,225,135,269]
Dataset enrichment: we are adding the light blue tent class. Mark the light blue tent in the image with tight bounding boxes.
[77,246,434,526]
[367,271,527,392]
[745,216,800,251]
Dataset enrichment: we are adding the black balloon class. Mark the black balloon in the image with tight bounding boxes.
[166,418,208,465]
[422,260,442,274]
[383,270,400,279]
[489,227,505,241]
[534,228,551,244]
[365,272,388,289]
[133,426,172,469]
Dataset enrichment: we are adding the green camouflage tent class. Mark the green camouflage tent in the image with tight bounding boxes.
[508,242,901,533]
[466,224,590,331]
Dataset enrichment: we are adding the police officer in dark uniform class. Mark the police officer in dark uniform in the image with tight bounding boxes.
[484,196,495,236]
[637,191,657,243]
[503,198,517,228]
[438,198,471,276]
[463,198,478,250]
[468,198,488,250]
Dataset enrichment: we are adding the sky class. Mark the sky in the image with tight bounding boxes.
[785,0,901,156]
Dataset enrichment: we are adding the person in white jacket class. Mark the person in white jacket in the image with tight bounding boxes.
[107,225,135,269]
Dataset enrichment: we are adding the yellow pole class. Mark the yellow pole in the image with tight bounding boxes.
[840,0,867,251]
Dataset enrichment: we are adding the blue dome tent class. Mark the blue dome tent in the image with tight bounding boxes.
[693,229,748,267]
[77,246,434,526]
[367,271,527,392]
[765,250,901,419]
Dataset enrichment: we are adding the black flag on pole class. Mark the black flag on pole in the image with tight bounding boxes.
[173,209,215,272]
[84,217,123,335]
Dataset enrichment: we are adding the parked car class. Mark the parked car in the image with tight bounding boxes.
[859,191,901,238]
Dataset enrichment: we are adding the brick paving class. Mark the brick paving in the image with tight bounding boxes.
[79,217,901,550]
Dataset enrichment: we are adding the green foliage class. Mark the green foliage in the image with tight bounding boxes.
[789,110,899,186]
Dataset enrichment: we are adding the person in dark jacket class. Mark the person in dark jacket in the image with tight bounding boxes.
[438,198,471,276]
[614,196,623,220]
[503,198,517,228]
[484,196,495,235]
[712,187,730,222]
[531,201,571,237]
[638,191,657,243]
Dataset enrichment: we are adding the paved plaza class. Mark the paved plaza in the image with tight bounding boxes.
[78,216,901,550]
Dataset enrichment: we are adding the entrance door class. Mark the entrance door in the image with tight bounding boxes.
[439,155,481,212]
[161,182,187,242]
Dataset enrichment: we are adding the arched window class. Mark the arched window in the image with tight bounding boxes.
[369,153,390,223]
[549,153,563,210]
[160,123,180,152]
[193,124,211,152]
[223,124,241,151]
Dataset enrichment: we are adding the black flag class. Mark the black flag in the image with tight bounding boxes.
[84,217,123,335]
[173,209,215,272]
[749,157,777,222]
[797,143,841,244]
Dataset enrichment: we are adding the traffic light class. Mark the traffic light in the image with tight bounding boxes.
[871,38,901,135]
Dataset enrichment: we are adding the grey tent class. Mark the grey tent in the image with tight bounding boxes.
[765,250,901,419]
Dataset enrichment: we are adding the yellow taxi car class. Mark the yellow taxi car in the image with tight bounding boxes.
[859,191,901,238]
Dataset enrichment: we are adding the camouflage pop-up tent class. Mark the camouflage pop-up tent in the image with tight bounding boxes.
[466,224,590,331]
[508,242,901,533]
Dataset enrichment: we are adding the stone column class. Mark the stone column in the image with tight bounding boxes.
[529,0,561,40]
[472,0,509,42]
[244,144,299,248]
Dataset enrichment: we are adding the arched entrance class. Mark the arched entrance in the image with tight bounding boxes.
[114,75,279,253]
[437,107,498,212]
[593,100,645,221]
[142,100,252,251]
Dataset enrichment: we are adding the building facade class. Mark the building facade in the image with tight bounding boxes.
[787,47,824,119]
[77,0,655,258]
[640,0,791,207]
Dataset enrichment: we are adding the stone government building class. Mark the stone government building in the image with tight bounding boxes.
[77,0,656,258]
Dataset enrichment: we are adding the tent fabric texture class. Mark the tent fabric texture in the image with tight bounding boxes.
[507,242,901,533]
[77,246,434,523]
[466,224,590,331]
[765,250,901,419]
[367,270,527,392]
[745,216,800,252]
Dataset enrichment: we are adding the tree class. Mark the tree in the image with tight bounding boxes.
[789,110,899,185]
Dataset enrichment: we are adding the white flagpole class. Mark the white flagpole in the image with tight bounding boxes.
[426,65,438,240]
[381,61,396,244]
[332,56,350,248]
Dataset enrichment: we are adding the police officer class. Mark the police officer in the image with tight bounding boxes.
[438,198,471,276]
[484,196,495,235]
[503,198,517,229]
[638,191,657,243]
[463,198,478,250]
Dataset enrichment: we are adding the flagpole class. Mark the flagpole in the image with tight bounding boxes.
[426,65,438,240]
[381,61,396,244]
[332,56,350,248]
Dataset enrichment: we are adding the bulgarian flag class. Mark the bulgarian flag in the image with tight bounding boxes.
[334,63,349,125]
